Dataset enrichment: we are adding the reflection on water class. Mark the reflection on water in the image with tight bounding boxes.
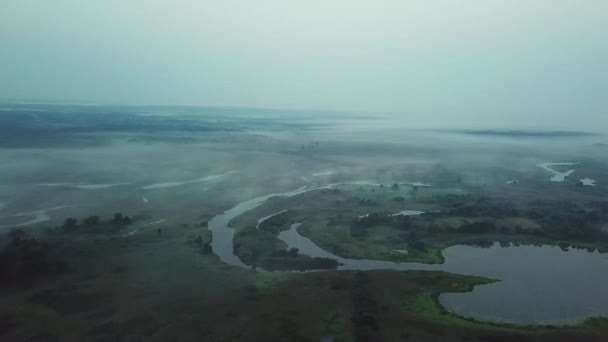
[141,170,237,189]
[440,244,608,325]
[0,205,71,229]
[391,210,424,216]
[536,162,577,182]
[257,210,288,229]
[39,183,130,189]
[76,183,130,189]
[580,178,596,186]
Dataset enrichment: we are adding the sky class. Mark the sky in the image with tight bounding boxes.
[1,1,607,129]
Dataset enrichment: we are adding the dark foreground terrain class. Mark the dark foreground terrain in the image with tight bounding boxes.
[2,223,608,342]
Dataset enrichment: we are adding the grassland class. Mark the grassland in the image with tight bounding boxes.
[226,179,608,269]
[4,220,608,342]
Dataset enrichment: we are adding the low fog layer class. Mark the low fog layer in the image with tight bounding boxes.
[0,106,606,229]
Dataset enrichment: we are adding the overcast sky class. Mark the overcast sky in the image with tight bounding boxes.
[1,1,606,129]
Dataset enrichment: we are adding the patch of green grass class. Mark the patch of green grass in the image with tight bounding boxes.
[254,272,292,290]
[397,246,445,264]
[298,222,447,264]
[321,311,349,336]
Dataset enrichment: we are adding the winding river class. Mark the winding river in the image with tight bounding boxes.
[208,185,608,325]
[0,205,71,229]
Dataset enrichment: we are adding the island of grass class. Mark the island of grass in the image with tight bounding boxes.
[228,181,608,269]
[231,209,340,271]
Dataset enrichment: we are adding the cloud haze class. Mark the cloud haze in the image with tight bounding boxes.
[1,1,606,129]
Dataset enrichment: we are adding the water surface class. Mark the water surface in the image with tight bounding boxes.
[536,162,576,182]
[439,244,608,325]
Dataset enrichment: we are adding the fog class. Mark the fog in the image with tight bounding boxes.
[0,105,605,229]
[2,3,608,340]
[2,1,607,130]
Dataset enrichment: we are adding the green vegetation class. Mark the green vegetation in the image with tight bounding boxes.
[257,210,296,235]
[186,228,214,255]
[61,213,132,234]
[230,185,608,266]
[233,225,339,271]
[0,229,65,287]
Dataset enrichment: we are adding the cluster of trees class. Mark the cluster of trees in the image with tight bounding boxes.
[462,239,495,248]
[351,212,392,238]
[0,229,65,287]
[456,221,497,234]
[350,211,424,238]
[425,193,608,239]
[439,197,518,218]
[357,198,377,206]
[327,213,346,227]
[189,234,213,255]
[62,213,132,233]
[400,230,429,253]
[523,200,608,241]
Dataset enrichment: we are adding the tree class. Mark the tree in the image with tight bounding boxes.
[411,186,419,195]
[288,248,299,257]
[8,228,26,241]
[391,183,400,191]
[62,218,78,231]
[113,213,124,223]
[251,249,259,270]
[83,216,100,227]
[202,243,213,255]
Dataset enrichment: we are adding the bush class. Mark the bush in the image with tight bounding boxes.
[458,221,496,234]
[62,218,78,232]
[0,230,63,286]
[112,213,131,225]
[61,214,133,234]
[83,216,100,227]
